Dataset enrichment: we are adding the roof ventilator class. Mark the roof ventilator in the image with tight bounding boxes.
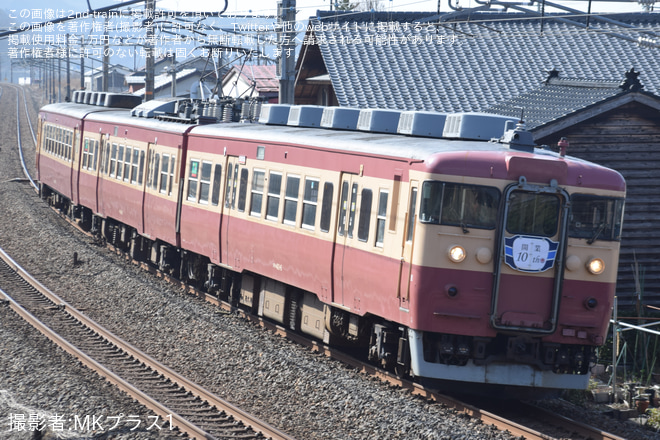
[71,90,142,109]
[287,105,325,127]
[259,104,292,125]
[443,112,516,141]
[320,107,361,130]
[397,111,448,138]
[357,109,401,134]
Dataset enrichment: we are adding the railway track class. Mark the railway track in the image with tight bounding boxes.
[4,83,644,440]
[0,245,296,440]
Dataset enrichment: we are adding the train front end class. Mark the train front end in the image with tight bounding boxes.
[406,136,625,391]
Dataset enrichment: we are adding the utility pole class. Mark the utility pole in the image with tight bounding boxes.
[58,57,62,102]
[80,37,85,90]
[277,0,296,104]
[103,17,110,92]
[170,54,177,97]
[144,0,156,101]
[66,34,71,101]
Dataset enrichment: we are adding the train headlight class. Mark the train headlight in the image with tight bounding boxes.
[448,245,466,263]
[586,258,605,275]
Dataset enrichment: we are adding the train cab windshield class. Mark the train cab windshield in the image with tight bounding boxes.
[568,194,625,243]
[506,191,560,237]
[419,182,500,230]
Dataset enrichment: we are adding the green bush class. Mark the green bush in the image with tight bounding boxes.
[646,408,660,431]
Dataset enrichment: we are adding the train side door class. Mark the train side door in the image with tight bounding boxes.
[398,181,418,310]
[491,177,569,334]
[331,173,358,307]
[220,155,241,269]
[71,127,80,204]
[92,134,105,215]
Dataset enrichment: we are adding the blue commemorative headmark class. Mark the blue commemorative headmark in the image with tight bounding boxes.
[504,235,559,273]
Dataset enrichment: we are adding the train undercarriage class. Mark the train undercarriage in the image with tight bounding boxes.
[43,186,596,389]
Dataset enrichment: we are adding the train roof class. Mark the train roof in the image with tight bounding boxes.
[190,120,506,162]
[39,102,119,120]
[192,123,625,192]
[41,103,192,135]
[39,102,625,191]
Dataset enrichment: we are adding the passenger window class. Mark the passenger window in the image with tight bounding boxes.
[82,139,89,169]
[131,148,139,183]
[199,161,212,204]
[211,164,222,206]
[284,175,300,226]
[110,144,118,177]
[320,182,333,233]
[250,170,265,217]
[302,178,319,230]
[358,189,372,242]
[187,160,200,201]
[266,172,282,221]
[237,168,248,212]
[168,155,175,196]
[116,145,124,179]
[376,190,388,247]
[123,147,132,182]
[160,155,170,193]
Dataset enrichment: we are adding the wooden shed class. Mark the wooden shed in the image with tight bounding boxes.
[487,69,660,305]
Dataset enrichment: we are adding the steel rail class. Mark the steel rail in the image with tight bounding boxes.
[28,100,628,440]
[14,85,39,191]
[0,246,296,440]
[0,288,213,440]
[20,86,38,146]
[94,235,633,440]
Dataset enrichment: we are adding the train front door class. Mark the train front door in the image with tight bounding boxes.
[491,177,569,334]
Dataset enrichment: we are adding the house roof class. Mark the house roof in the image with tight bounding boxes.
[224,64,278,93]
[307,11,660,112]
[132,68,199,96]
[483,68,659,132]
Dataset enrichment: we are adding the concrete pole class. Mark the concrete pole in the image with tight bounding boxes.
[144,0,156,101]
[277,0,296,104]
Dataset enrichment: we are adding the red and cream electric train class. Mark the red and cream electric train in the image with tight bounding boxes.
[36,92,625,393]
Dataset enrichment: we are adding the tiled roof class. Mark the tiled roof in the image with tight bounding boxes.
[310,11,660,112]
[133,68,198,96]
[227,65,278,93]
[483,69,636,130]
